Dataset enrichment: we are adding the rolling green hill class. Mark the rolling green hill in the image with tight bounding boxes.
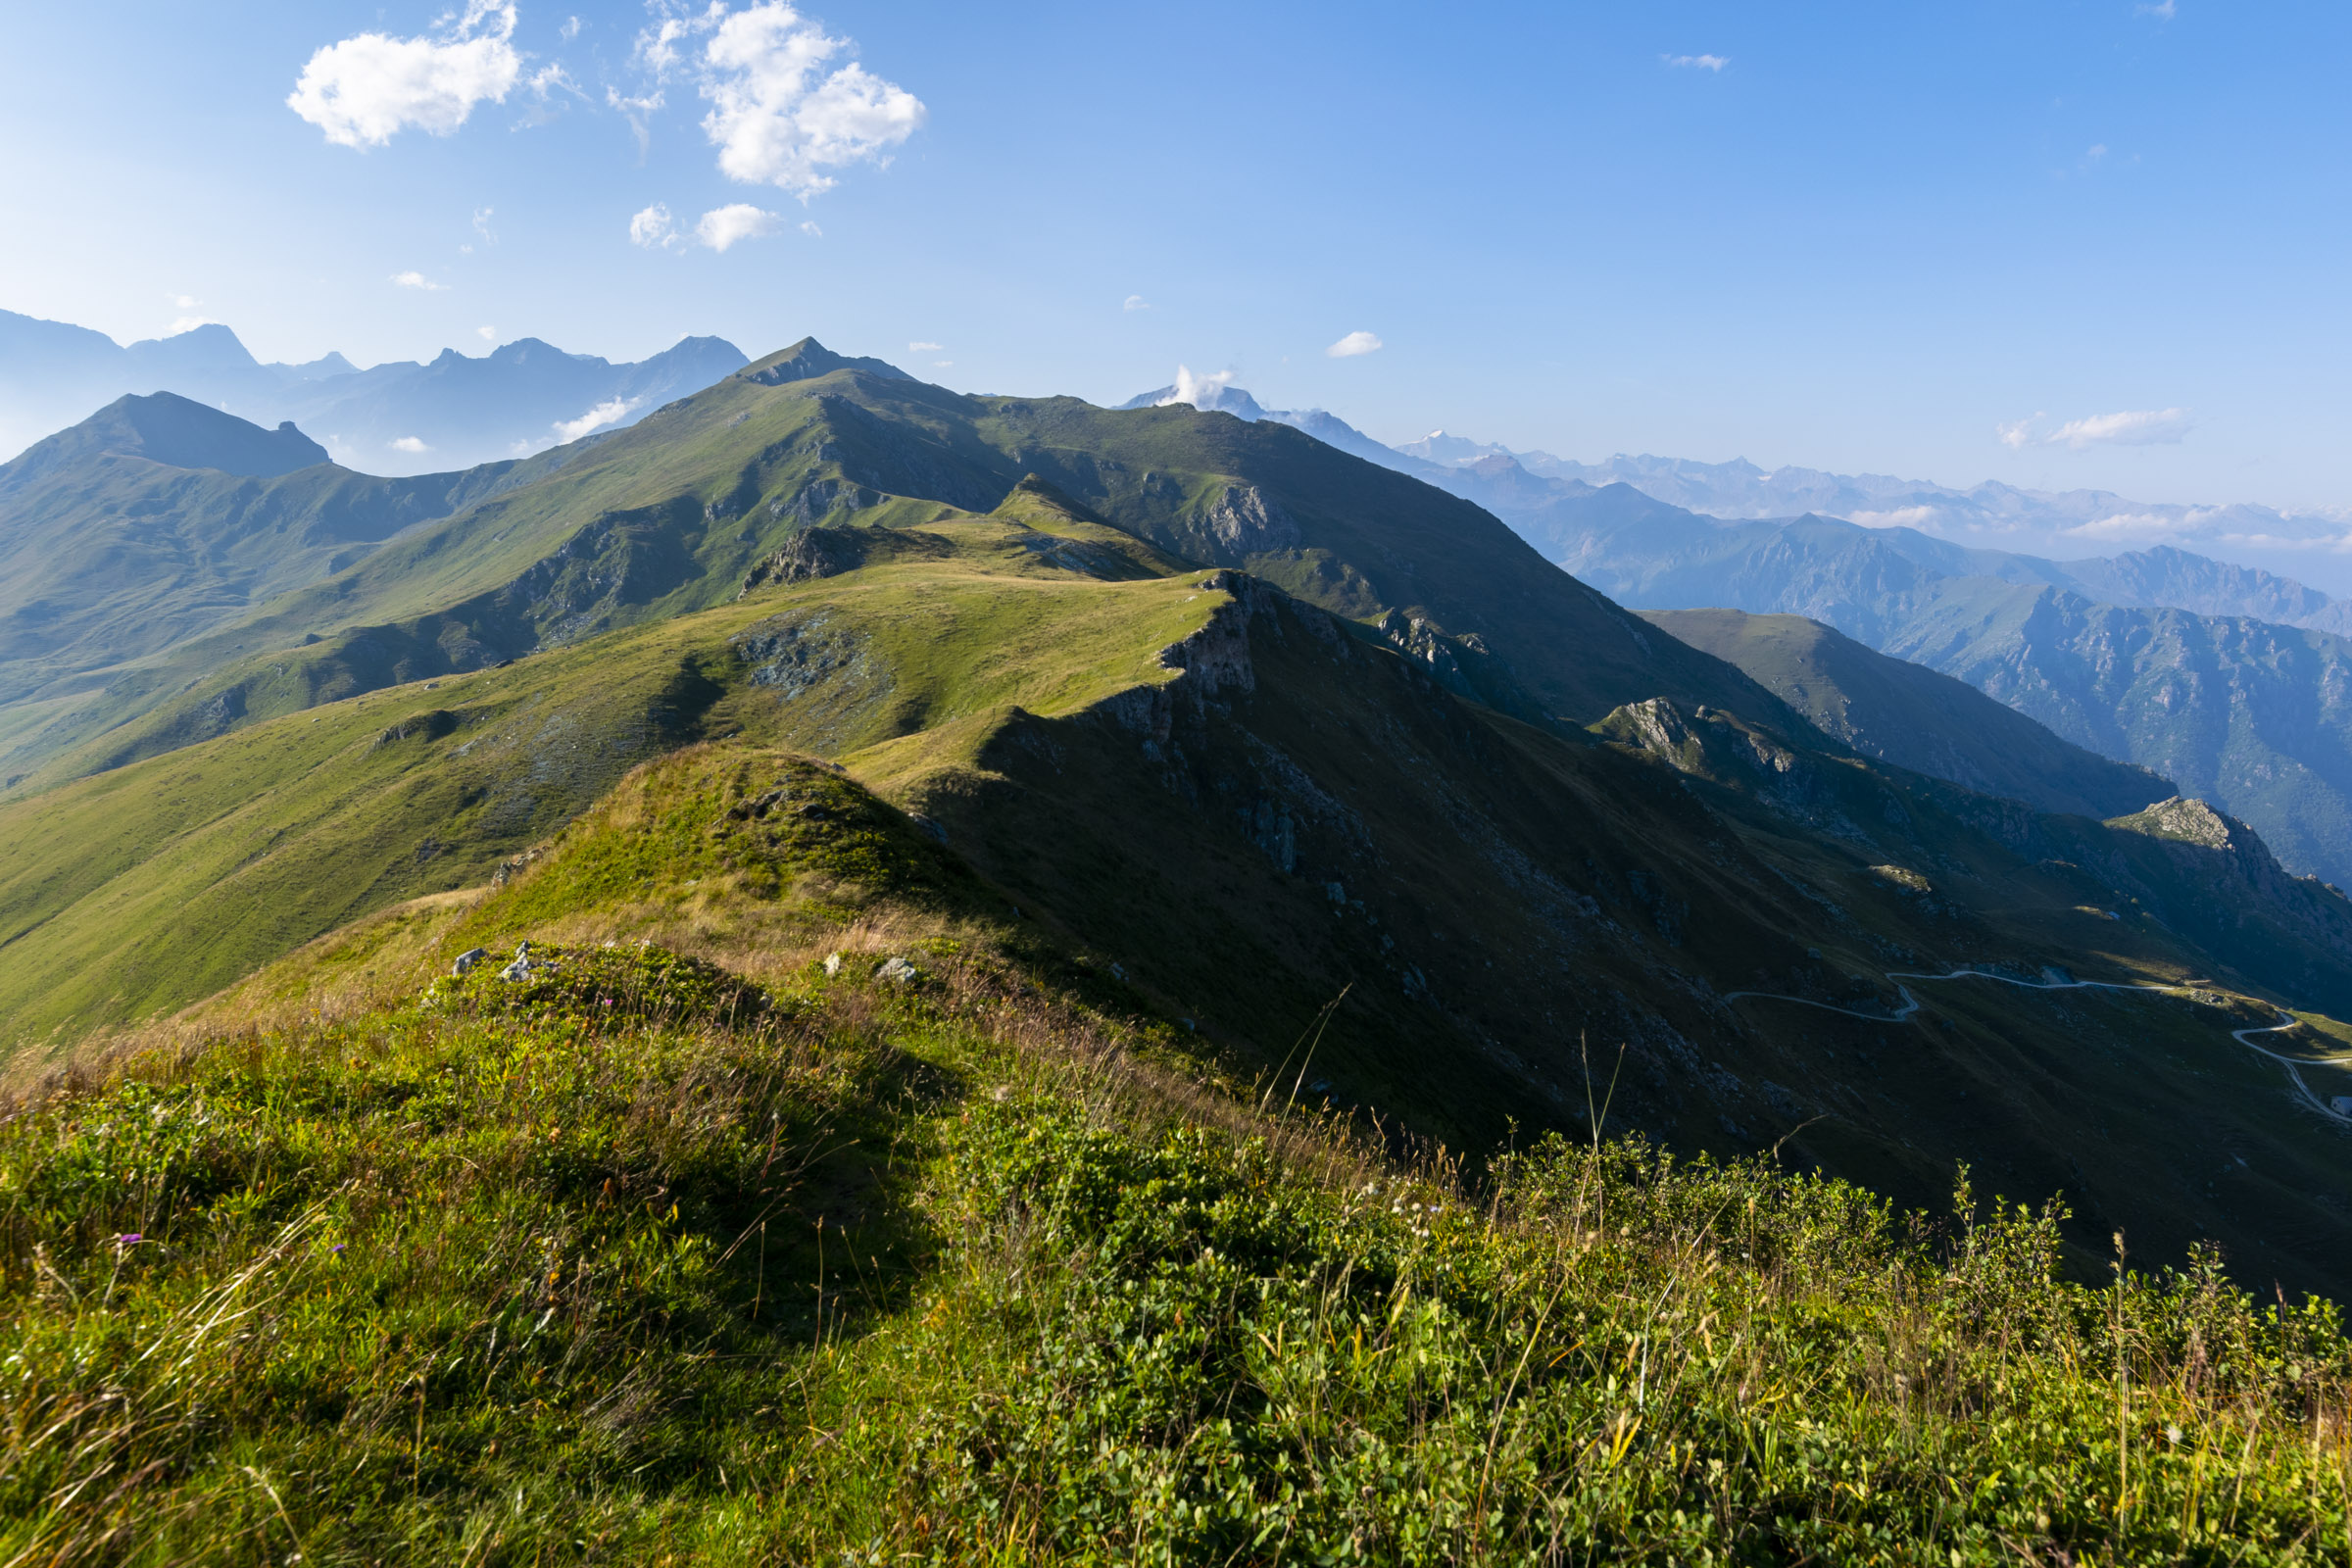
[11,511,2352,1299]
[1640,608,2174,818]
[6,339,1802,795]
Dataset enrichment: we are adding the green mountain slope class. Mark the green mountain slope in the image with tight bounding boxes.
[11,523,2352,1297]
[5,818,2344,1561]
[0,394,574,773]
[10,340,1803,794]
[1640,608,2174,818]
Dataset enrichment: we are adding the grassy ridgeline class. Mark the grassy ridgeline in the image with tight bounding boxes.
[3,867,2348,1560]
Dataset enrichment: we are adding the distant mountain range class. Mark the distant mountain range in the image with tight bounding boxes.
[1395,434,2352,596]
[0,308,748,474]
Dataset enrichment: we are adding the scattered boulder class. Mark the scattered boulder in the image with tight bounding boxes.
[500,942,548,983]
[822,953,844,976]
[874,956,920,984]
[453,947,488,976]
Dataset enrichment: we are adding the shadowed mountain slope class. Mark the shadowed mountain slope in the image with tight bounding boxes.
[1641,608,2174,819]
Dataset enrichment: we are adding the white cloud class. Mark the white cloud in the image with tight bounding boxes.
[2139,0,2177,17]
[2062,511,2205,541]
[165,316,217,336]
[1844,506,1943,530]
[391,436,431,454]
[477,325,498,342]
[391,270,448,291]
[2086,143,2108,161]
[1664,53,1729,71]
[694,202,778,250]
[630,203,680,248]
[1326,330,1384,359]
[1123,294,1151,312]
[1999,407,2193,450]
[608,88,665,157]
[1157,366,1235,409]
[908,340,942,351]
[554,397,639,441]
[2051,409,2193,449]
[287,1,522,148]
[561,15,584,41]
[694,2,925,198]
[170,293,199,310]
[799,219,821,236]
[933,360,953,368]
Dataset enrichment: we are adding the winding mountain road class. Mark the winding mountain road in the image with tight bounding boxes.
[1725,967,2352,1124]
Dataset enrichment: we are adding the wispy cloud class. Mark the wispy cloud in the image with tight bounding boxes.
[1124,294,1151,312]
[1664,53,1729,71]
[561,15,584,41]
[391,270,448,291]
[1327,330,1384,359]
[799,219,821,236]
[2002,408,2194,451]
[908,341,943,352]
[2139,0,2177,18]
[695,202,778,250]
[554,397,639,442]
[287,0,521,148]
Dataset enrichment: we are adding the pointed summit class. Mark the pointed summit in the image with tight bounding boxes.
[740,337,912,387]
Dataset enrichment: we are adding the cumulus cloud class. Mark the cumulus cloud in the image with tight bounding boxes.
[630,203,680,248]
[663,2,925,198]
[391,270,448,291]
[2002,408,2193,451]
[1326,330,1384,359]
[287,0,522,148]
[391,436,431,454]
[1157,366,1236,409]
[1123,295,1151,312]
[695,202,778,250]
[554,397,639,441]
[477,325,497,342]
[1664,53,1729,71]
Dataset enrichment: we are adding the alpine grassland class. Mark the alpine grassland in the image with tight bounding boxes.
[3,748,2349,1565]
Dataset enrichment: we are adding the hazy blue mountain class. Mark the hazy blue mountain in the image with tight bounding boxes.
[1524,492,2352,889]
[0,307,749,475]
[1640,607,2174,819]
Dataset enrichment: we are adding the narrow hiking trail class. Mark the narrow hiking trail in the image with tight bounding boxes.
[1725,966,2352,1124]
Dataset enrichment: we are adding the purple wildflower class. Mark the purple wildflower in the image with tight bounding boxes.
[115,1234,142,1246]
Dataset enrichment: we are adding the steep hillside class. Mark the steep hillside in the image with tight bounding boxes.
[1641,608,2173,818]
[4,790,2344,1561]
[0,397,572,772]
[13,340,1804,792]
[12,527,2352,1298]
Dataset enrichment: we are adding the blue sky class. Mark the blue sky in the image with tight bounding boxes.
[1,1,2345,512]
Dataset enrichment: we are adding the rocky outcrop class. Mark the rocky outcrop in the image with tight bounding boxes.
[739,526,867,596]
[1200,485,1300,557]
